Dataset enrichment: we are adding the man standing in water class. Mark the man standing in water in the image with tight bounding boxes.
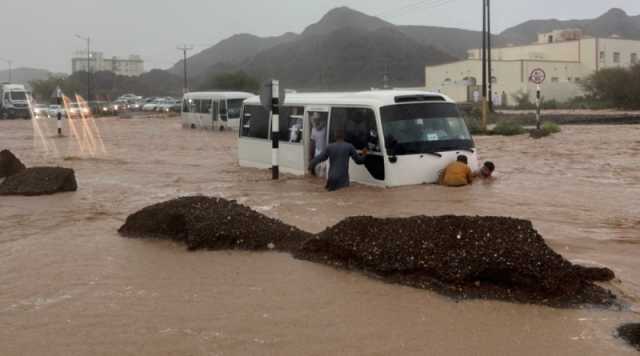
[309,129,368,191]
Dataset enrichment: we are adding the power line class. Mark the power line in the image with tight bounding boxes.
[375,0,460,20]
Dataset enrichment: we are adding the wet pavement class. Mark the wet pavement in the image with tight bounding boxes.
[1,117,639,355]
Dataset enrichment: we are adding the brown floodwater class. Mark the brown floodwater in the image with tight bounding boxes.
[1,117,639,355]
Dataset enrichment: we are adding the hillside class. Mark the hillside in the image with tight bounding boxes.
[175,6,640,91]
[399,26,507,59]
[501,8,640,44]
[190,7,455,90]
[240,26,455,90]
[168,32,298,77]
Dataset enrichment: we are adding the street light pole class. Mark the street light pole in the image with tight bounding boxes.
[76,34,91,101]
[177,45,194,94]
[481,0,488,130]
[0,58,12,82]
[487,0,493,112]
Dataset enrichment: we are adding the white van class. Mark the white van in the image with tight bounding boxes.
[181,92,254,130]
[0,84,31,119]
[238,90,479,187]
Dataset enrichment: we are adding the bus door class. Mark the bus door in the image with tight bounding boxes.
[329,106,385,183]
[210,100,219,129]
[305,106,330,173]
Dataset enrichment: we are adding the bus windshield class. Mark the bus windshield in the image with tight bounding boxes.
[381,103,474,155]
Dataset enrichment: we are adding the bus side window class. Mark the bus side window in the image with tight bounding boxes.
[182,99,189,113]
[200,99,212,114]
[280,106,304,143]
[227,99,244,119]
[220,100,228,120]
[330,107,379,151]
[191,99,201,113]
[241,105,269,139]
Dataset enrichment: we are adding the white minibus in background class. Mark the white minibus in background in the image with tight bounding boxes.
[181,92,253,130]
[238,90,478,187]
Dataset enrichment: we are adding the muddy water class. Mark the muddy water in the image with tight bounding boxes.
[1,117,639,355]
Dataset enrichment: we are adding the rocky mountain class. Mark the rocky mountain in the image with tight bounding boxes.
[168,32,298,77]
[174,6,640,90]
[399,26,507,59]
[188,7,455,90]
[241,26,454,90]
[500,8,640,44]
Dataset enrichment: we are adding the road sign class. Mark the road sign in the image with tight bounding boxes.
[529,68,546,85]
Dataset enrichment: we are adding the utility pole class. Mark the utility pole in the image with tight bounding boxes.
[481,0,488,130]
[177,45,194,93]
[0,58,12,82]
[75,34,91,101]
[383,63,390,89]
[487,0,493,112]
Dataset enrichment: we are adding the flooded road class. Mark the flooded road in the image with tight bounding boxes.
[1,117,639,355]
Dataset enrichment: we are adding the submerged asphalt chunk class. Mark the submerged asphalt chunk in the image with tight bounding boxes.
[617,323,640,351]
[0,149,27,178]
[120,197,617,308]
[0,167,78,196]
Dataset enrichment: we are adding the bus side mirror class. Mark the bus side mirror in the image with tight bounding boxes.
[389,155,398,164]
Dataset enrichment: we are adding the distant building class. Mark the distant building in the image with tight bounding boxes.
[71,51,144,77]
[425,30,640,104]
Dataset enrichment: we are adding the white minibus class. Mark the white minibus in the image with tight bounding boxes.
[181,92,253,130]
[238,90,479,187]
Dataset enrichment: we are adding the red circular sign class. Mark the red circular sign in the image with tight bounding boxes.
[529,68,546,84]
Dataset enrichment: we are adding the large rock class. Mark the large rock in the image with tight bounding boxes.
[119,197,618,307]
[295,216,616,307]
[0,167,77,196]
[617,323,640,351]
[118,196,312,251]
[0,150,26,178]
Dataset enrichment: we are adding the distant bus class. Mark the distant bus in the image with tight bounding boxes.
[239,90,479,187]
[181,92,254,131]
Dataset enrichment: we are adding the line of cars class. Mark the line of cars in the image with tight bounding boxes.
[113,94,181,113]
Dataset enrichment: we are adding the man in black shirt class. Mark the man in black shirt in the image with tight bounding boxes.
[309,129,368,191]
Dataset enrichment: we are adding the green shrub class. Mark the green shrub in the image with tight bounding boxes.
[491,121,526,136]
[464,117,487,135]
[541,122,561,134]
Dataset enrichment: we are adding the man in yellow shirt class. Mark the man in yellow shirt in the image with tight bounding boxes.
[439,155,473,187]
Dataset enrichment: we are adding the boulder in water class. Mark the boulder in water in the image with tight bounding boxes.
[0,167,78,196]
[0,149,26,178]
[295,215,616,307]
[118,196,311,251]
[617,323,640,351]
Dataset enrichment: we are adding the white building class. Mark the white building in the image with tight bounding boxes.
[71,52,144,77]
[425,30,640,104]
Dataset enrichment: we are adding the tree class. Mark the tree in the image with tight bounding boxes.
[198,71,260,93]
[581,64,640,110]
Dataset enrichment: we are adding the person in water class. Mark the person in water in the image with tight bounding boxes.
[439,155,474,187]
[309,129,368,191]
[475,161,496,179]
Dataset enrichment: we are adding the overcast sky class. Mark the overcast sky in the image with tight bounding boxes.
[1,0,639,73]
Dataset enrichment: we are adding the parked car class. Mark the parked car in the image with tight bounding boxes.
[156,100,181,113]
[48,105,66,118]
[67,103,90,118]
[143,99,167,111]
[88,101,118,116]
[32,104,49,118]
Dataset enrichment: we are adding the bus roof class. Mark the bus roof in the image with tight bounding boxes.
[183,91,254,100]
[243,89,455,107]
